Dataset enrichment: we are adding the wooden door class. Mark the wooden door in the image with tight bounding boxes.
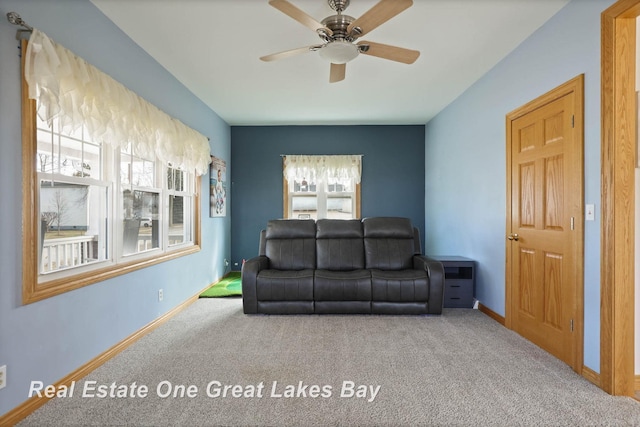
[506,76,584,371]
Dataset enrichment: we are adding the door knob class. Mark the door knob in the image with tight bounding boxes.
[507,233,519,241]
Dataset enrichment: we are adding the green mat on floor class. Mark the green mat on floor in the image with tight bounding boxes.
[200,272,242,297]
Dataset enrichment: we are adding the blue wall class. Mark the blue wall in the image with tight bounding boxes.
[0,0,230,416]
[230,125,425,267]
[424,0,613,372]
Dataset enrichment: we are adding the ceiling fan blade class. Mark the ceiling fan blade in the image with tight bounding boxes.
[260,45,321,62]
[357,41,420,64]
[329,63,346,83]
[269,0,333,35]
[347,0,412,37]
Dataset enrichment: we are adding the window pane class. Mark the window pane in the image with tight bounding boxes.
[120,152,131,186]
[168,168,185,191]
[130,158,154,187]
[40,180,107,274]
[59,136,85,177]
[327,178,353,192]
[293,179,316,193]
[292,195,317,219]
[121,145,155,188]
[83,141,101,178]
[327,197,353,219]
[36,130,54,173]
[168,195,190,246]
[122,190,159,255]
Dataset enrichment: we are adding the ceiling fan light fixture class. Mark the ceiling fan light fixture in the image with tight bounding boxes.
[319,40,359,64]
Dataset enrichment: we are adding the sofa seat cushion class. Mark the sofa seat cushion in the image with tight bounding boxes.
[256,269,314,301]
[371,302,428,315]
[315,301,371,314]
[370,269,429,302]
[314,269,371,301]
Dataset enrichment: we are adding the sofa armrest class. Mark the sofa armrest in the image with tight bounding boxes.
[413,255,445,315]
[241,255,269,314]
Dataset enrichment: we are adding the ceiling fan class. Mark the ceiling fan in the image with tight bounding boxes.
[260,0,420,83]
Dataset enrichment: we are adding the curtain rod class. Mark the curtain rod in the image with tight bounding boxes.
[6,12,33,40]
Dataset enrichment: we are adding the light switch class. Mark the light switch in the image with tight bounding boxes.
[585,204,595,221]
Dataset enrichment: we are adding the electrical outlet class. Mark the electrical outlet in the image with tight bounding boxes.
[158,289,163,302]
[0,365,6,390]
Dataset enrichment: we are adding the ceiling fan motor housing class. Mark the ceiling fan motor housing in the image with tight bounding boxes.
[328,0,350,13]
[321,14,357,41]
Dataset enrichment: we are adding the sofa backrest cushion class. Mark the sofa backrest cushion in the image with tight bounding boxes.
[264,219,316,270]
[412,227,422,255]
[363,217,415,270]
[258,229,267,256]
[316,219,364,270]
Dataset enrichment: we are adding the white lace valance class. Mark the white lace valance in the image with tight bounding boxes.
[283,155,362,184]
[24,29,211,175]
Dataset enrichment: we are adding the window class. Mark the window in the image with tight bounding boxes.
[37,113,109,276]
[166,166,195,247]
[120,142,161,256]
[283,155,361,220]
[27,108,200,301]
[20,35,206,304]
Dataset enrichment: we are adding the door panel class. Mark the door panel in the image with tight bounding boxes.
[543,251,562,329]
[520,163,535,227]
[545,155,564,230]
[518,248,535,315]
[506,76,584,370]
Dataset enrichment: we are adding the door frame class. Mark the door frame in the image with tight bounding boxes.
[601,0,639,397]
[505,75,585,373]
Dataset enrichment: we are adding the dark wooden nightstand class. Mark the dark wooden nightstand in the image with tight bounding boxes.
[430,256,475,308]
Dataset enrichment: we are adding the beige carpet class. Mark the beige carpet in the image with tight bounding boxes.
[18,298,640,426]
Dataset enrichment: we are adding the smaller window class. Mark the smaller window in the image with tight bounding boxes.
[283,155,361,220]
[120,143,161,257]
[167,166,195,247]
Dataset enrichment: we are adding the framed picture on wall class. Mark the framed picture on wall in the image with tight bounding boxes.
[210,156,227,217]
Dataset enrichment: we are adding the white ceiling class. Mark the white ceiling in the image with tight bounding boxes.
[91,0,570,126]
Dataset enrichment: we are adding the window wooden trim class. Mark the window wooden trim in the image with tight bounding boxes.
[20,40,201,305]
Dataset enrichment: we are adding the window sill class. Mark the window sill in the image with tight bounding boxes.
[23,244,200,305]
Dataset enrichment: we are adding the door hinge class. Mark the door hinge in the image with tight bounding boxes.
[570,319,574,332]
[571,115,575,128]
[570,217,575,230]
